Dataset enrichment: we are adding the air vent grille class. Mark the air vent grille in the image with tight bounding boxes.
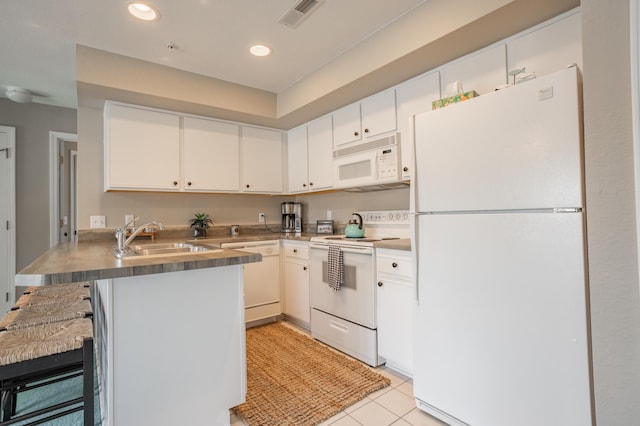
[278,0,323,28]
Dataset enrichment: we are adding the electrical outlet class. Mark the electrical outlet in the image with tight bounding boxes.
[90,215,106,229]
[125,214,134,227]
[258,212,265,223]
[327,210,332,220]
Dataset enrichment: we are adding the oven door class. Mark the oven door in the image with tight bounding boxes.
[309,244,376,329]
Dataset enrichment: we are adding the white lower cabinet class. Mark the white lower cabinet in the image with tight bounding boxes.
[376,248,414,377]
[282,241,310,327]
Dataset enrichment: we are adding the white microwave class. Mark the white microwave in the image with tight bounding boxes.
[333,133,402,189]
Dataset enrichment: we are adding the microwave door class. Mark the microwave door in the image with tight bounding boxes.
[333,151,377,189]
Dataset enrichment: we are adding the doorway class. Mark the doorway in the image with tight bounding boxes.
[49,132,78,246]
[0,126,16,314]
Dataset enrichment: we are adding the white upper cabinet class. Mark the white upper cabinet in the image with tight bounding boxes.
[333,88,397,149]
[395,71,440,180]
[332,102,361,148]
[306,115,333,191]
[287,125,309,193]
[287,115,333,194]
[440,44,507,95]
[183,117,240,192]
[507,11,582,79]
[241,126,283,193]
[104,103,181,191]
[361,89,397,139]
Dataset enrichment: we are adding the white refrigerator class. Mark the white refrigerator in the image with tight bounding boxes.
[411,66,592,426]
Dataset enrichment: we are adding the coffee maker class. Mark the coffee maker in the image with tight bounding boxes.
[281,202,302,233]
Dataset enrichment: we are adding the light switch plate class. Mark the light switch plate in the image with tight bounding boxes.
[90,215,106,229]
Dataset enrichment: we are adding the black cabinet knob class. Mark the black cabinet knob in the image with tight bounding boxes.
[364,128,369,133]
[354,131,359,136]
[378,281,383,287]
[246,184,250,188]
[303,266,308,271]
[173,181,178,186]
[392,262,398,268]
[187,181,192,186]
[403,166,409,172]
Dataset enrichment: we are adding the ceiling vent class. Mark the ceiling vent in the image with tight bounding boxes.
[278,0,324,28]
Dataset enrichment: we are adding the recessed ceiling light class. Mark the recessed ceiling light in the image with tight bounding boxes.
[249,45,271,57]
[127,2,160,21]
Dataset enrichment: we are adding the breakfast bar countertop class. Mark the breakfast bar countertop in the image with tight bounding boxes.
[15,240,261,287]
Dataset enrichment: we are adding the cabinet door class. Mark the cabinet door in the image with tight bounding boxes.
[306,115,333,191]
[287,125,309,193]
[241,126,283,193]
[105,103,180,191]
[332,102,361,149]
[396,72,440,180]
[183,117,240,192]
[284,258,310,324]
[361,89,397,139]
[440,44,507,95]
[377,277,413,376]
[507,12,582,80]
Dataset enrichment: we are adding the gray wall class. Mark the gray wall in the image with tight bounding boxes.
[582,0,640,422]
[0,98,76,270]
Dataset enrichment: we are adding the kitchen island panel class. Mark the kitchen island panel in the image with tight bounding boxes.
[96,266,246,426]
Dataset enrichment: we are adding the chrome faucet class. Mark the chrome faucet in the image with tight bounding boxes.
[113,220,165,258]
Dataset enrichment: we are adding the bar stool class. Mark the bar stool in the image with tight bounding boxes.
[0,299,93,331]
[0,318,94,425]
[14,286,90,309]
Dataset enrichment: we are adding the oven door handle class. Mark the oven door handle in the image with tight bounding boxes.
[310,244,374,255]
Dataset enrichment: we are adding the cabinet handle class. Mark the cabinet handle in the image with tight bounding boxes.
[364,128,369,134]
[378,281,383,287]
[392,262,398,268]
[187,181,192,186]
[173,181,178,186]
[354,131,359,137]
[403,166,409,172]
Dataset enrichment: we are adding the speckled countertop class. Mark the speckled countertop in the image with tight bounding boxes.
[16,228,411,286]
[15,239,263,286]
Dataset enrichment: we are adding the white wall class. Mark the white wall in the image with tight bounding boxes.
[582,0,640,423]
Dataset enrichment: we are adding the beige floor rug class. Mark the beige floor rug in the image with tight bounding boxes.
[233,322,391,426]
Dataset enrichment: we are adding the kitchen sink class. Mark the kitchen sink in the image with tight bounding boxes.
[113,242,222,258]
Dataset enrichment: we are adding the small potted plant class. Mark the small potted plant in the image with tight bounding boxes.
[189,212,213,238]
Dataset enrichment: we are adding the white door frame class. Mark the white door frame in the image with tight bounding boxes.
[49,131,78,247]
[1,126,16,310]
[70,150,78,242]
[632,0,640,289]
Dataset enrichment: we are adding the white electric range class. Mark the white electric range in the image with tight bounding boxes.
[309,210,410,366]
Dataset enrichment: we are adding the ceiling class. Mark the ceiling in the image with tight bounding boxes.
[0,0,427,109]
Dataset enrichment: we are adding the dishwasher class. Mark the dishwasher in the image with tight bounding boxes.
[220,240,281,323]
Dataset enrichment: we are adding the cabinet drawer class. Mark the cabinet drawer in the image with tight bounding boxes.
[376,253,412,279]
[283,245,309,259]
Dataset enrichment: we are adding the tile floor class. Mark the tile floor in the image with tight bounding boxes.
[231,321,447,426]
